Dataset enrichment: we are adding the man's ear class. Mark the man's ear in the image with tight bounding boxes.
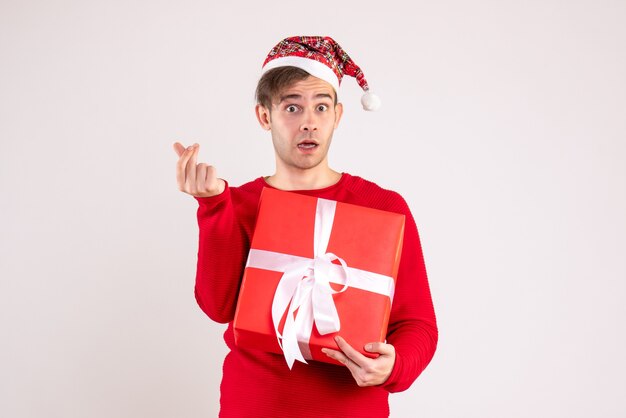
[255,104,272,131]
[333,102,344,129]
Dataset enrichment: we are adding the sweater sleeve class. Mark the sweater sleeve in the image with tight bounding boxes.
[379,196,438,393]
[193,181,249,324]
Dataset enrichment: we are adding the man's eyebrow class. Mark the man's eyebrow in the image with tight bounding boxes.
[278,93,334,103]
[314,93,334,101]
[278,94,302,103]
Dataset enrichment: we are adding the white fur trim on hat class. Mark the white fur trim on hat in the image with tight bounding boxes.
[261,56,340,92]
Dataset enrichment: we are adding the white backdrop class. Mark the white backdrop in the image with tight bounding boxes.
[1,1,625,417]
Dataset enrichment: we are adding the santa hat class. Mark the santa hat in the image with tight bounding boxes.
[261,36,381,111]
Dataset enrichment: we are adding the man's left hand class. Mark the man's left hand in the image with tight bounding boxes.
[321,336,395,387]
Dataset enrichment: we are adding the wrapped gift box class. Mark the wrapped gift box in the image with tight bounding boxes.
[233,187,405,368]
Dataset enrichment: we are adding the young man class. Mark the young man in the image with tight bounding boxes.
[174,36,437,417]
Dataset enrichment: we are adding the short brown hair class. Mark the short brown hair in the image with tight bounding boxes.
[255,66,338,109]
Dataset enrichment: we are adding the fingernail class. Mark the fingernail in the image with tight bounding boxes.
[365,344,373,351]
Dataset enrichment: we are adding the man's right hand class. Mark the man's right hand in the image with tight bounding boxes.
[173,142,225,198]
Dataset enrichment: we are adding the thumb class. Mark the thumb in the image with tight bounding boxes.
[365,342,394,356]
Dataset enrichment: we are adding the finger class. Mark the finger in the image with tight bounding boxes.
[176,144,196,188]
[321,347,343,360]
[173,142,186,157]
[334,336,369,367]
[185,143,199,191]
[205,165,218,191]
[196,163,208,193]
[364,342,395,356]
[322,348,361,374]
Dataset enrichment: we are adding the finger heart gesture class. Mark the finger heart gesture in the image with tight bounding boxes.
[173,142,225,198]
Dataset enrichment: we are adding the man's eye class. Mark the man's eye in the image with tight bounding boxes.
[286,105,298,113]
[317,104,329,112]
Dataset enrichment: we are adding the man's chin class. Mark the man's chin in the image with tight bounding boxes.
[290,158,325,171]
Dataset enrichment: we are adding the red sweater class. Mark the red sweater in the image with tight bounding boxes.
[194,173,438,418]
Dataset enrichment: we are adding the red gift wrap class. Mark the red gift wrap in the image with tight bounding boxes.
[233,187,405,368]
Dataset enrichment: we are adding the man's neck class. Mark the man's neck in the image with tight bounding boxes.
[265,167,342,191]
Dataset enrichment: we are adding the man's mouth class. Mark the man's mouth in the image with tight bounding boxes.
[297,141,318,149]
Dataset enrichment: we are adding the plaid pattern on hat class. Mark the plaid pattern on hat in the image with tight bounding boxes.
[263,36,369,92]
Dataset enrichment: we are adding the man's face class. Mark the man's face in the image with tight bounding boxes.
[256,76,343,173]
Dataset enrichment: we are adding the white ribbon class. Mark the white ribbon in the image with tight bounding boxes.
[245,198,396,369]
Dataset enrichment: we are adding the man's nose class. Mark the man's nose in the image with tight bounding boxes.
[300,109,318,131]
